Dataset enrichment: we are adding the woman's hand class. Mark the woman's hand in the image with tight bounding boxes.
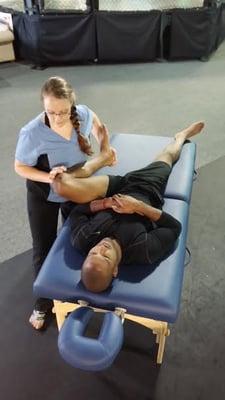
[111,194,143,215]
[49,165,67,183]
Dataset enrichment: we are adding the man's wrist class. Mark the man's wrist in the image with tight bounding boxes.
[135,200,145,215]
[90,199,105,212]
[136,201,162,220]
[103,197,112,209]
[90,197,113,212]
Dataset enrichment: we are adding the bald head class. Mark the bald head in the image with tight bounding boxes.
[81,238,122,293]
[81,259,114,292]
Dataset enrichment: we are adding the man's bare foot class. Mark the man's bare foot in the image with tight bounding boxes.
[29,309,46,330]
[99,124,117,166]
[175,121,205,143]
[103,146,118,166]
[99,124,110,153]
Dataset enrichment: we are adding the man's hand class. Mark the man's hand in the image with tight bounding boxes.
[49,165,67,183]
[112,194,162,221]
[111,194,143,215]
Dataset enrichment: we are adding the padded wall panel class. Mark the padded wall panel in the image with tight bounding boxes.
[13,13,96,64]
[169,7,219,60]
[96,11,161,61]
[215,4,225,47]
[38,14,96,64]
[13,14,42,64]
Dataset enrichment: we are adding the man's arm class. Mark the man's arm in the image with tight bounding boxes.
[111,194,182,264]
[69,204,92,247]
[89,197,114,212]
[70,202,114,253]
[69,198,113,245]
[144,212,182,264]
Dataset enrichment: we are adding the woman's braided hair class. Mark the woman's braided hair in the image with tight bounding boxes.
[41,76,93,155]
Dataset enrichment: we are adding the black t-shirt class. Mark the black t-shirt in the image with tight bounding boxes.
[69,204,181,265]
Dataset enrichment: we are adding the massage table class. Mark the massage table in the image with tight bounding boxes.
[34,133,196,371]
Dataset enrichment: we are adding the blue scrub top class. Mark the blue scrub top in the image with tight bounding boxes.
[15,104,93,202]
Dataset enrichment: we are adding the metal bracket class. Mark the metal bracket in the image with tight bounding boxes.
[78,299,89,307]
[114,307,127,323]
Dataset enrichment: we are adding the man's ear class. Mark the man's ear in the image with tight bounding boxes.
[113,264,119,278]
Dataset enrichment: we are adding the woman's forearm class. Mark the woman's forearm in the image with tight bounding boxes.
[14,161,50,183]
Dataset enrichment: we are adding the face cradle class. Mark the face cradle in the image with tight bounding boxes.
[43,95,72,127]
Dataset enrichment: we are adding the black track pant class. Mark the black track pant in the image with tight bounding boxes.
[27,189,75,311]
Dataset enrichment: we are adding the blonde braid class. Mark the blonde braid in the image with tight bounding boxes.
[70,105,93,156]
[41,76,93,155]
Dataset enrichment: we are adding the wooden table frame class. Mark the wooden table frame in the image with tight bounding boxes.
[53,299,170,364]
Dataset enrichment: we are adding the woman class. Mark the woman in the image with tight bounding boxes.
[15,76,116,330]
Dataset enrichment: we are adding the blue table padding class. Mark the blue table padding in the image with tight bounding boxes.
[34,197,189,323]
[96,134,196,203]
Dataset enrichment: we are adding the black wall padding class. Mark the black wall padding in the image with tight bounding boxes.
[13,14,42,64]
[11,6,225,65]
[169,8,219,60]
[216,4,225,46]
[13,13,96,65]
[96,11,161,62]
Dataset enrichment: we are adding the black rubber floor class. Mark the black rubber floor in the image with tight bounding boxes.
[0,157,225,400]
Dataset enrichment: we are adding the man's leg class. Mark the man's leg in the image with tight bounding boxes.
[52,121,204,203]
[154,121,204,166]
[67,125,117,178]
[51,124,117,203]
[52,174,110,203]
[114,121,204,208]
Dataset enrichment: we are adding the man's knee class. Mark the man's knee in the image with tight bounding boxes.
[154,151,173,166]
[51,173,68,196]
[51,173,83,202]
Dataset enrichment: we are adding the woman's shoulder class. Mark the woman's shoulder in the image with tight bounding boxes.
[20,114,43,136]
[75,105,93,135]
[76,104,92,119]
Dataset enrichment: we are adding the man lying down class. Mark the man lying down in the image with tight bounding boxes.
[53,121,204,292]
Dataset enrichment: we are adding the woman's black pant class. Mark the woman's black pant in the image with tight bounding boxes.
[27,189,75,311]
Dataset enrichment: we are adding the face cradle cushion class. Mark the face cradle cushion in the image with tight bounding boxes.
[58,307,124,371]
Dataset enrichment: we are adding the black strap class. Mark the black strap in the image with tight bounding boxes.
[185,247,191,267]
[193,169,198,182]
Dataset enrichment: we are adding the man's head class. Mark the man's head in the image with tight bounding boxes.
[81,238,122,293]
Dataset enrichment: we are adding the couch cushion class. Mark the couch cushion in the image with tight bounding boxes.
[0,30,14,44]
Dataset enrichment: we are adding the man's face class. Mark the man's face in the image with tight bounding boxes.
[86,238,119,277]
[81,238,120,292]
